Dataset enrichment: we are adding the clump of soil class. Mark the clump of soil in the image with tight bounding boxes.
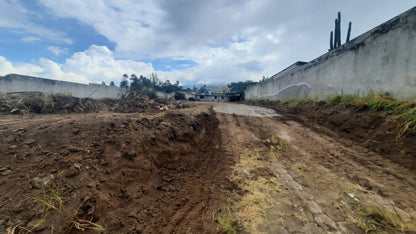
[0,92,188,115]
[249,100,416,170]
[0,92,106,114]
[0,107,232,233]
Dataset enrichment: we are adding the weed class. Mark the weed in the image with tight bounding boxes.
[268,136,288,151]
[349,200,416,233]
[350,216,380,233]
[217,216,236,234]
[6,225,32,234]
[31,185,106,233]
[35,186,63,213]
[326,91,416,136]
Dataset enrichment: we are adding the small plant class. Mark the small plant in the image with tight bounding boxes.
[31,185,106,233]
[268,136,288,151]
[35,186,63,213]
[351,202,416,233]
[218,216,236,234]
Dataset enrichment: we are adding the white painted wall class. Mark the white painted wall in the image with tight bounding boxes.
[0,74,127,99]
[246,7,416,101]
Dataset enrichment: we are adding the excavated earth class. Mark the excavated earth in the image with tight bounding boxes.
[1,101,416,233]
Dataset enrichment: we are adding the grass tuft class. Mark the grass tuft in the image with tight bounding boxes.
[268,136,288,151]
[217,216,236,234]
[326,91,416,136]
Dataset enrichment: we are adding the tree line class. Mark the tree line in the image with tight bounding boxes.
[117,73,182,93]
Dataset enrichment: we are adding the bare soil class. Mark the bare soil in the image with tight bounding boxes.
[1,101,416,233]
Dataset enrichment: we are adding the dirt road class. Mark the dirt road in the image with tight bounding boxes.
[1,102,415,233]
[214,103,416,233]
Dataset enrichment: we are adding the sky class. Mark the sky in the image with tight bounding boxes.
[0,1,414,87]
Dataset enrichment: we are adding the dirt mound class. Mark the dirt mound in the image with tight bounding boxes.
[0,92,106,114]
[0,92,188,115]
[0,107,232,233]
[249,100,416,170]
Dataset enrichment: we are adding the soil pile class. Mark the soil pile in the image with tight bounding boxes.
[0,92,188,115]
[0,107,232,233]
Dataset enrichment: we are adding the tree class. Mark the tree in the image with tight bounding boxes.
[130,74,140,91]
[120,80,129,88]
[228,80,258,93]
[197,85,206,94]
[120,74,129,88]
[109,81,115,86]
[101,81,106,85]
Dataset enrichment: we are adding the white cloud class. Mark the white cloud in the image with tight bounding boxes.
[0,45,158,85]
[0,56,43,75]
[21,36,42,42]
[2,0,416,86]
[0,0,72,44]
[47,46,67,56]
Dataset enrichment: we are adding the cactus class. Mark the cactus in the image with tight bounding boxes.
[330,31,334,50]
[329,11,352,50]
[334,19,338,48]
[346,21,352,43]
[337,12,341,47]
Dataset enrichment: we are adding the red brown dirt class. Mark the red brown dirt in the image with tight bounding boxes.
[2,100,416,233]
[249,100,416,170]
[0,105,234,233]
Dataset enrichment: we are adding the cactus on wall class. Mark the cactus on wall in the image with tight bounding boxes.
[329,12,352,51]
[346,21,352,42]
[337,12,341,47]
[330,31,334,50]
[334,19,339,49]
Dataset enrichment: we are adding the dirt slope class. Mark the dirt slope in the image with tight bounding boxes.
[0,106,234,233]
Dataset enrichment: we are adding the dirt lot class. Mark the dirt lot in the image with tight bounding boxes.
[1,102,416,233]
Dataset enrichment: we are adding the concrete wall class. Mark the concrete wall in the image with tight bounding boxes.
[0,74,127,99]
[246,7,416,101]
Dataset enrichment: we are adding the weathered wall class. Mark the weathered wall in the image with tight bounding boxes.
[246,7,416,101]
[0,74,127,99]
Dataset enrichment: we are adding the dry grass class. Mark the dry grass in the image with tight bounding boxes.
[6,185,106,233]
[229,148,284,232]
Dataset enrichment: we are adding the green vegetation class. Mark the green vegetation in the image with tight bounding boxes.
[268,136,288,151]
[218,216,236,234]
[121,73,182,93]
[351,203,416,233]
[326,91,416,135]
[228,80,258,93]
[30,185,106,232]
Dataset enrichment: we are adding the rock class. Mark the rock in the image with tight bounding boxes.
[10,108,20,114]
[128,210,137,218]
[24,139,36,145]
[32,174,54,189]
[0,167,8,172]
[9,145,18,150]
[64,168,79,178]
[14,128,26,133]
[67,146,82,153]
[0,170,12,176]
[0,219,5,225]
